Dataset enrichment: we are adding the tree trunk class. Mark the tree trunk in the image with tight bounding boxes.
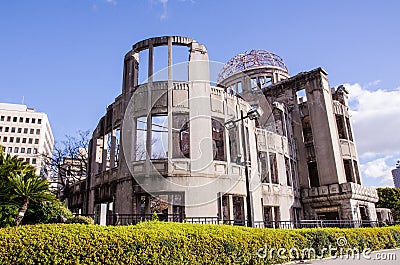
[15,197,29,226]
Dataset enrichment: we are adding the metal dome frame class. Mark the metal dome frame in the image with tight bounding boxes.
[217,50,288,83]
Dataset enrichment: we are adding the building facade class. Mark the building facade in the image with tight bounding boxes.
[74,36,378,225]
[393,161,400,188]
[0,103,54,177]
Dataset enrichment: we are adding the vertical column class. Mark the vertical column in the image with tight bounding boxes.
[167,37,173,173]
[146,43,154,169]
[306,71,346,185]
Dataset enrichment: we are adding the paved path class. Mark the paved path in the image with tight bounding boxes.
[297,248,399,265]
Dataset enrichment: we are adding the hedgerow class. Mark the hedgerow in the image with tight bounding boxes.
[0,222,399,264]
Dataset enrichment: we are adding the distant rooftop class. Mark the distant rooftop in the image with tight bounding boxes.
[0,103,33,112]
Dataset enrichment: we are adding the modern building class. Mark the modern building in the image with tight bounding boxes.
[393,161,400,188]
[72,36,378,225]
[0,103,54,177]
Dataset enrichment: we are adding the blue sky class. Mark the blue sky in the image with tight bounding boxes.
[1,0,399,187]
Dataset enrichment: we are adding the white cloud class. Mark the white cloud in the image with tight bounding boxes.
[105,0,117,5]
[160,0,168,20]
[344,82,400,186]
[361,157,394,186]
[345,83,400,156]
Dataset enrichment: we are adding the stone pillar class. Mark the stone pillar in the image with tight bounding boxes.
[305,70,346,185]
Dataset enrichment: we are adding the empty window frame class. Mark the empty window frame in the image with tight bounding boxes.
[285,157,292,186]
[335,115,347,139]
[228,125,239,163]
[273,109,285,136]
[172,114,190,158]
[344,159,355,183]
[151,115,168,159]
[259,152,269,183]
[269,153,279,184]
[105,132,112,162]
[353,160,361,184]
[345,117,353,141]
[302,116,313,143]
[212,118,226,161]
[135,117,147,161]
[308,161,320,187]
[296,89,307,103]
[237,82,243,94]
[114,127,121,166]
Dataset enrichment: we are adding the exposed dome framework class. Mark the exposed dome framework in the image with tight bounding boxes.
[217,49,288,83]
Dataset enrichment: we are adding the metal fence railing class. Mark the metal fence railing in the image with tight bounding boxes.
[74,213,400,229]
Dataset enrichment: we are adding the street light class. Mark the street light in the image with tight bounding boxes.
[224,103,280,227]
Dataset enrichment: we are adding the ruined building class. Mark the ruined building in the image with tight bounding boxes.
[71,36,378,225]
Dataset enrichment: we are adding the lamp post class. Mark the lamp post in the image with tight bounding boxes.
[225,103,281,227]
[225,107,262,227]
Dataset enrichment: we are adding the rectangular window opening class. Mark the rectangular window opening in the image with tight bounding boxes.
[151,115,168,159]
[296,89,307,104]
[172,114,190,158]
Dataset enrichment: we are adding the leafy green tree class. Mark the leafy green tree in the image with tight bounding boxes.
[376,187,400,221]
[23,200,72,225]
[0,149,62,226]
[7,172,56,226]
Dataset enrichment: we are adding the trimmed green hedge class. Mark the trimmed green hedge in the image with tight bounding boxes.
[0,222,399,264]
[65,215,94,225]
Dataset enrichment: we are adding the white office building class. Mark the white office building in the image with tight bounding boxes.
[0,103,54,177]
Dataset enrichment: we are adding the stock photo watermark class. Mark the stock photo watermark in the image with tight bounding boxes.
[256,237,397,262]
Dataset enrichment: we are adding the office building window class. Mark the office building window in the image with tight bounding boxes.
[7,147,12,153]
[25,158,30,163]
[0,127,2,132]
[30,129,34,134]
[11,127,15,133]
[17,128,22,133]
[25,118,29,123]
[32,118,36,123]
[14,147,19,153]
[5,127,9,132]
[22,138,26,143]
[20,147,25,153]
[33,148,38,154]
[38,119,42,124]
[0,116,4,121]
[27,148,32,154]
[32,158,36,164]
[13,117,17,122]
[28,138,33,144]
[36,129,40,134]
[3,137,7,142]
[19,117,23,122]
[35,139,39,144]
[7,116,11,122]
[16,137,20,143]
[9,137,14,143]
[24,128,28,133]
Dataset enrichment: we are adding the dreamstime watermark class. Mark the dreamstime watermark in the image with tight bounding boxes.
[256,236,396,261]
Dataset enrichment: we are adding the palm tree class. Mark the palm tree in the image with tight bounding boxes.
[7,172,55,226]
[0,150,55,226]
